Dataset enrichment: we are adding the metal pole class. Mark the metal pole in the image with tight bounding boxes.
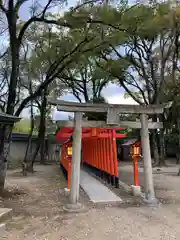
[69,112,82,204]
[140,114,156,202]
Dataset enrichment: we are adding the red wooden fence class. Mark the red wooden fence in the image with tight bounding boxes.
[57,128,126,189]
[82,129,119,178]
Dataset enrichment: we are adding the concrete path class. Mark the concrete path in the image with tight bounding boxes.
[80,169,122,203]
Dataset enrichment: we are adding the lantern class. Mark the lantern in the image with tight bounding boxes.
[67,146,72,156]
[132,142,141,158]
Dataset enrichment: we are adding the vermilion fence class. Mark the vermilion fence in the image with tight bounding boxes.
[56,128,126,189]
[82,129,120,186]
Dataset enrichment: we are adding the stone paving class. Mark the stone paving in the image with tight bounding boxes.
[80,169,122,203]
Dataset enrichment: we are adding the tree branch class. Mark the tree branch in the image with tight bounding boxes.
[0,0,7,13]
[15,36,93,116]
[124,73,148,105]
[18,16,72,45]
[71,0,100,12]
[97,56,144,105]
[42,0,53,17]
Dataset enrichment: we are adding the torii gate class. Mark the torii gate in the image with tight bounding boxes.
[49,99,167,210]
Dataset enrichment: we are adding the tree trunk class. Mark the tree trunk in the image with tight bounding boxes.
[159,129,166,166]
[176,119,180,165]
[178,168,180,176]
[0,126,7,193]
[0,2,20,192]
[31,142,40,172]
[0,125,12,194]
[40,123,45,164]
[151,115,160,166]
[22,101,35,176]
[31,89,47,168]
[30,123,41,172]
[158,114,166,166]
[6,3,19,117]
[39,89,47,164]
[152,130,160,166]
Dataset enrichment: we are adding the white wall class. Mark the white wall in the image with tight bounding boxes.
[7,140,60,168]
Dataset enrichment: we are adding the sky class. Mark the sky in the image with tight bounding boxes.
[16,0,137,120]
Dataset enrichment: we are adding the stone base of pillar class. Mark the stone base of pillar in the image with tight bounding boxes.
[63,203,87,213]
[64,188,70,197]
[141,197,161,208]
[130,185,141,197]
[0,223,6,235]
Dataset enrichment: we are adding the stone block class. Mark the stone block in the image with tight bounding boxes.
[131,185,141,197]
[0,208,12,223]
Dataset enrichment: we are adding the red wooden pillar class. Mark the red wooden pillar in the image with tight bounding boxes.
[112,129,119,178]
[82,140,86,164]
[89,139,92,166]
[98,138,102,171]
[93,139,96,168]
[86,139,89,165]
[91,139,94,166]
[96,139,99,169]
[133,159,139,186]
[97,138,99,169]
[88,138,91,165]
[131,142,141,186]
[68,161,71,189]
[82,140,86,165]
[60,145,63,164]
[105,137,110,174]
[109,130,115,176]
[108,130,113,176]
[99,137,104,172]
[103,137,107,173]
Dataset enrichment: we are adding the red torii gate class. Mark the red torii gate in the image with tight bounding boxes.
[56,127,126,189]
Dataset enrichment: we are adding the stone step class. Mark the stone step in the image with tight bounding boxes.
[0,208,12,223]
[0,223,6,235]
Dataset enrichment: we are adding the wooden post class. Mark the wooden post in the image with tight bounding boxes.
[69,112,82,205]
[133,159,139,186]
[140,114,156,203]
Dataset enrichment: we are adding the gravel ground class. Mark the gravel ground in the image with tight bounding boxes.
[1,164,180,239]
[118,162,180,204]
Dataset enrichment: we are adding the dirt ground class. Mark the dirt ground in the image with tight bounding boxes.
[1,164,180,239]
[119,161,180,204]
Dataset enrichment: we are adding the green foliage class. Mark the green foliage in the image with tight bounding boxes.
[84,96,107,121]
[4,0,180,144]
[13,119,38,135]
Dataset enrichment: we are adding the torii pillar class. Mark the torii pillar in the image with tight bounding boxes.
[140,114,157,205]
[64,112,84,212]
[70,112,82,204]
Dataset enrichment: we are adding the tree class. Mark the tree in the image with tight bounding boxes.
[0,1,129,184]
[95,2,180,165]
[20,24,67,167]
[60,56,109,102]
[0,0,69,192]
